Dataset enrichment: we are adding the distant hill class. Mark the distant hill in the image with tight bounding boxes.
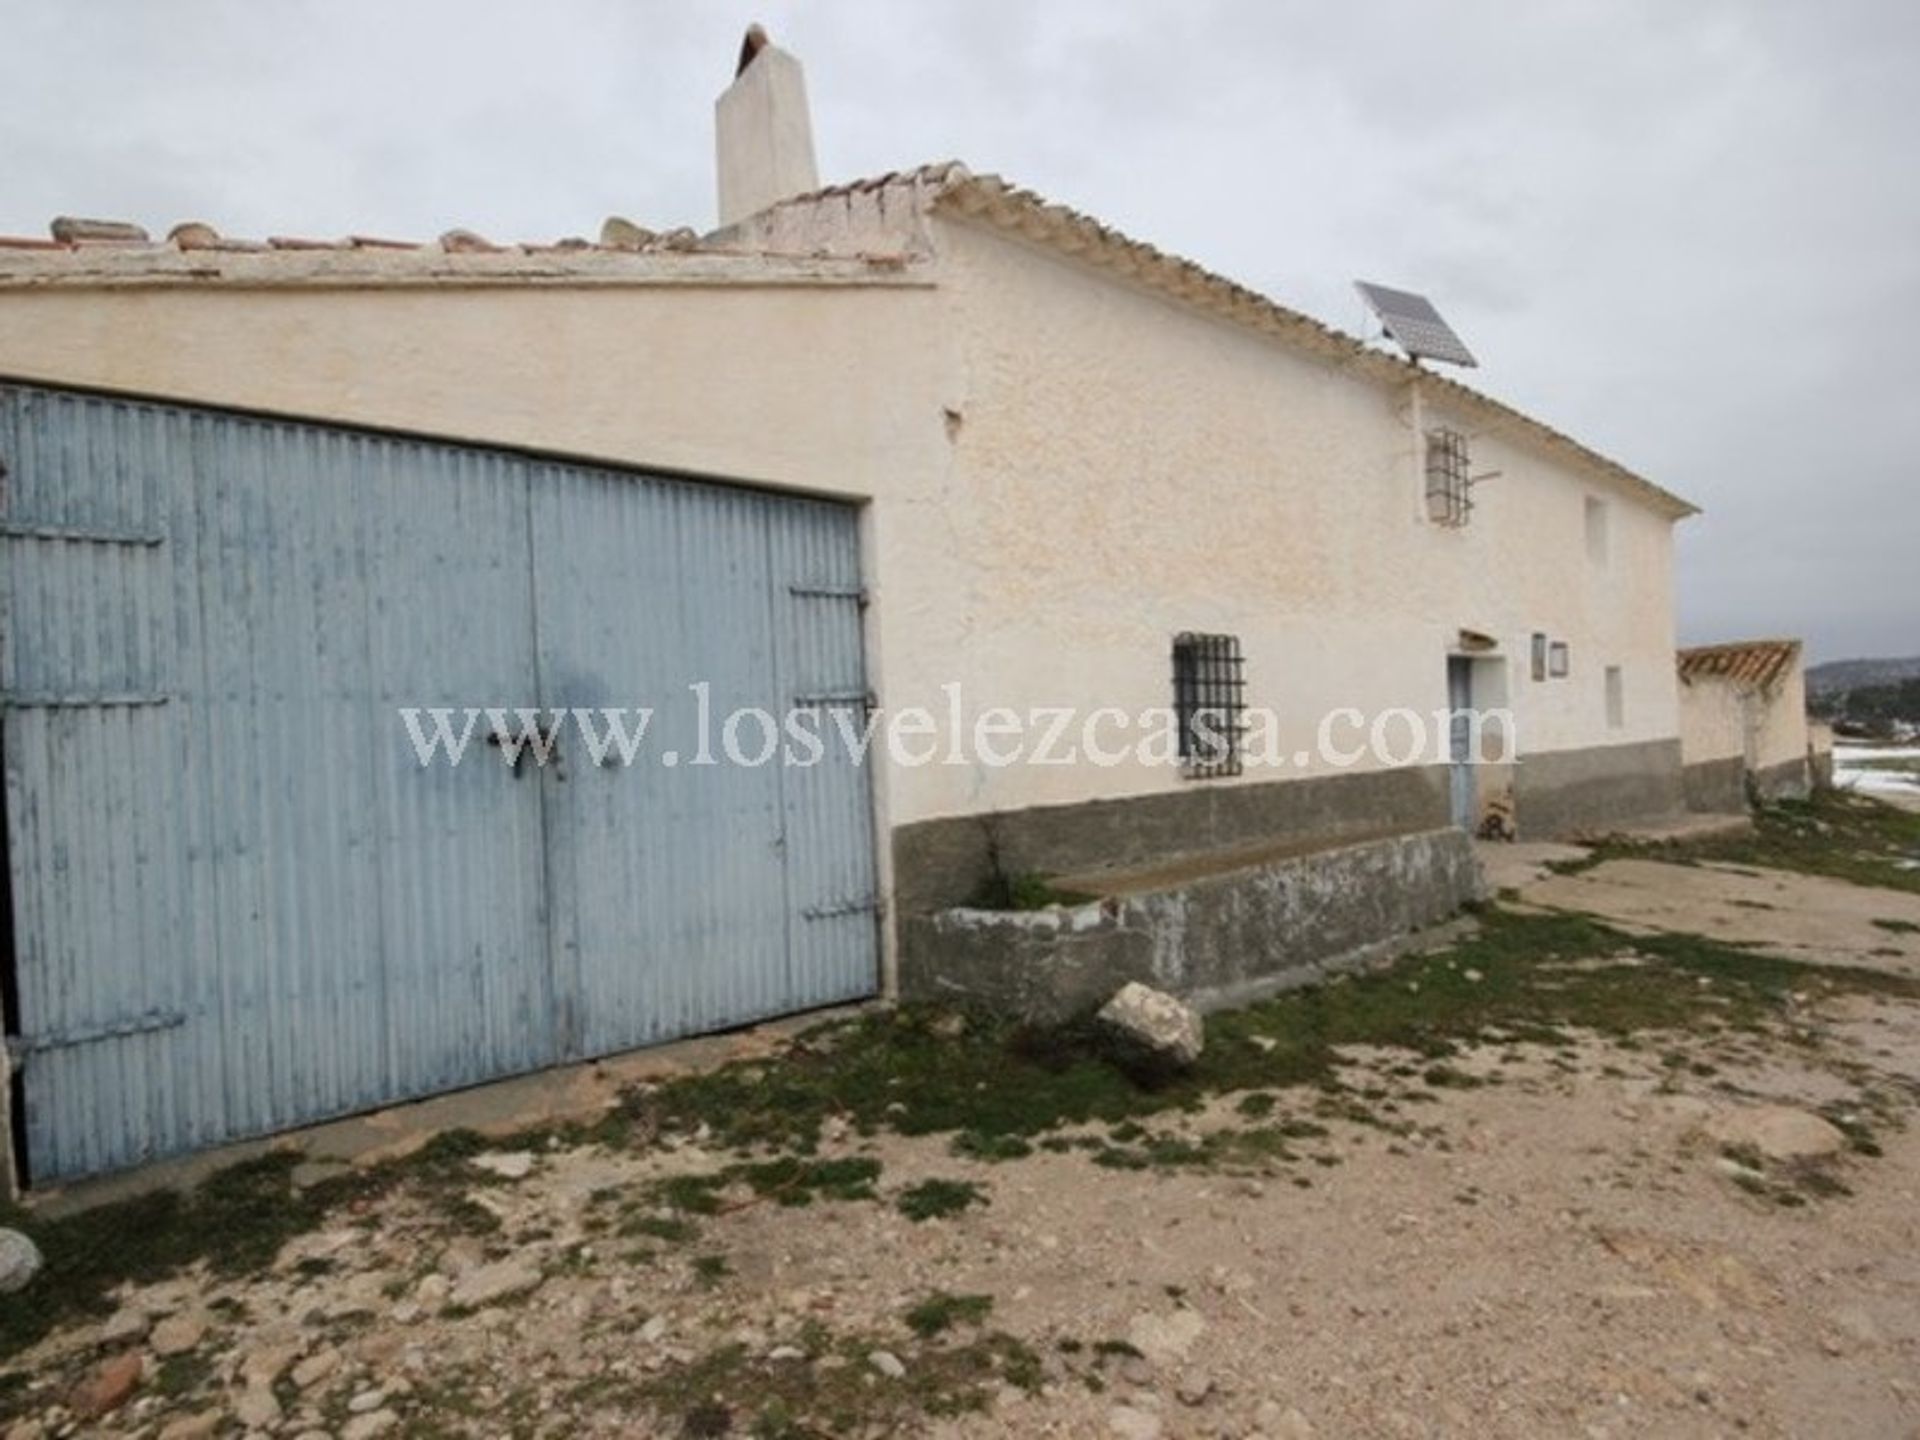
[1806,655,1920,697]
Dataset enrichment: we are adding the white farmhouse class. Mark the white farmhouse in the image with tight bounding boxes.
[0,33,1700,1188]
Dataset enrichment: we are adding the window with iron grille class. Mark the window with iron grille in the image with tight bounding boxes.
[1425,428,1472,526]
[1172,632,1244,779]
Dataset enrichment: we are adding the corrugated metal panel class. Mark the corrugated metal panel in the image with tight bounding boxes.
[1,383,876,1181]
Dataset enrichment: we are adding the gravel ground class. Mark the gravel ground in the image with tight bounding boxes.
[6,867,1920,1440]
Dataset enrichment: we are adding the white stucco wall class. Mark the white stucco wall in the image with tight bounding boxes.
[893,216,1682,825]
[1679,666,1810,776]
[1679,677,1750,766]
[1754,665,1810,773]
[0,219,1684,846]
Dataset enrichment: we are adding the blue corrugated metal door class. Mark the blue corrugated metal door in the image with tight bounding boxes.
[0,384,877,1182]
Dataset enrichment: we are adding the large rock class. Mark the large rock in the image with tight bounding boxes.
[1097,983,1204,1069]
[0,1229,42,1294]
[1707,1105,1846,1163]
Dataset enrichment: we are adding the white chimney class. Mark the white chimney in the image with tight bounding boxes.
[715,25,821,228]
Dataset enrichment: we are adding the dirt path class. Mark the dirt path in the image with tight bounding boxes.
[6,845,1920,1439]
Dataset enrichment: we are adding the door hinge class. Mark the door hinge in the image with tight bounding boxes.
[802,896,881,921]
[787,583,867,604]
[792,690,875,710]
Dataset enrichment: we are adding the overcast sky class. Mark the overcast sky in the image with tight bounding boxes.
[3,2,1914,661]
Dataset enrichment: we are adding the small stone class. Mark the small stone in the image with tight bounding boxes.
[291,1347,340,1389]
[414,1273,451,1305]
[343,1411,399,1440]
[240,1341,304,1390]
[149,1313,205,1357]
[1126,1308,1207,1365]
[0,1230,43,1294]
[448,1258,543,1310]
[99,1306,152,1346]
[1108,1404,1164,1440]
[868,1350,906,1379]
[470,1150,535,1180]
[1463,968,1484,983]
[1260,1404,1316,1439]
[232,1384,282,1428]
[1176,1373,1215,1406]
[70,1352,143,1419]
[348,1388,388,1414]
[1829,1306,1883,1348]
[599,216,656,250]
[767,1346,806,1362]
[157,1412,222,1440]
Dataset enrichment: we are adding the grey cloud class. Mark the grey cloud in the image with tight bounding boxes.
[1,0,1911,657]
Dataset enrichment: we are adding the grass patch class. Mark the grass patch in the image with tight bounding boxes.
[896,1179,987,1222]
[612,908,1920,1173]
[637,1325,1042,1437]
[950,1131,1034,1163]
[1584,791,1920,895]
[904,1291,995,1338]
[619,1214,698,1244]
[966,872,1098,911]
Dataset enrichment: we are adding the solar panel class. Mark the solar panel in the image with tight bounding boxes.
[1354,281,1478,368]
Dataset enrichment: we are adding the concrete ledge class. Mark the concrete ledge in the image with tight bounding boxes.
[892,766,1450,913]
[1513,738,1686,839]
[1684,755,1748,814]
[898,826,1484,1024]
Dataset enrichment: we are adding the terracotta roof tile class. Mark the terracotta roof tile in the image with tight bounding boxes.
[1677,639,1802,691]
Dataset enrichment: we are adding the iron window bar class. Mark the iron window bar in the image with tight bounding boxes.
[1425,428,1473,526]
[1172,632,1244,780]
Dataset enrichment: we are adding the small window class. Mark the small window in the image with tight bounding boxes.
[1548,641,1570,678]
[1172,632,1243,779]
[1425,428,1472,527]
[1605,665,1625,728]
[1585,496,1610,565]
[1530,632,1548,682]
